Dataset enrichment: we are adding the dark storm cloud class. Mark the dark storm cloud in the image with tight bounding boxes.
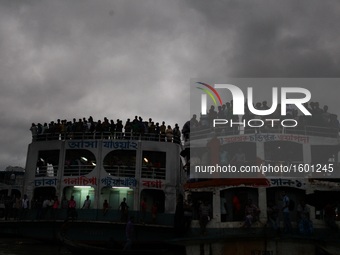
[1,0,340,169]
[185,0,340,77]
[0,0,199,168]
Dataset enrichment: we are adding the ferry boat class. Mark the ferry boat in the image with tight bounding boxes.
[1,112,340,255]
[179,115,340,255]
[0,124,186,254]
[0,167,24,219]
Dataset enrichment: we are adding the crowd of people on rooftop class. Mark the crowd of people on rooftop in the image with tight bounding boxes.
[29,116,182,144]
[185,101,340,137]
[28,100,340,144]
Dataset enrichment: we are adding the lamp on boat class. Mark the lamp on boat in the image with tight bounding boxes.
[143,158,148,163]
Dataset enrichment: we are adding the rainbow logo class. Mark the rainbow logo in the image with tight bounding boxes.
[196,82,223,107]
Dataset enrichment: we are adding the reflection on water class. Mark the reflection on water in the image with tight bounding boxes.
[0,238,70,255]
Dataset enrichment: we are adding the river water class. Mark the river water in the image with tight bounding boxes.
[0,238,70,255]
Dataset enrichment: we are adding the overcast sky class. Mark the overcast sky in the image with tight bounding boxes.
[1,0,340,170]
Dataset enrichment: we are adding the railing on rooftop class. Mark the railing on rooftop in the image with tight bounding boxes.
[31,132,181,144]
[190,125,339,140]
[34,165,168,179]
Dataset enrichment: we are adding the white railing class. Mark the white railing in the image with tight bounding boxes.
[31,131,182,144]
[102,165,136,177]
[189,125,339,140]
[63,165,94,176]
[141,167,166,179]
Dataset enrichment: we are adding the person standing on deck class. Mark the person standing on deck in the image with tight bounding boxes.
[173,124,181,144]
[281,191,292,233]
[232,193,241,221]
[118,198,129,222]
[183,195,193,231]
[165,125,173,142]
[103,199,109,216]
[68,196,77,221]
[241,199,260,228]
[4,195,13,220]
[13,195,21,220]
[160,121,166,141]
[151,201,158,224]
[82,195,91,209]
[61,195,68,209]
[52,196,60,219]
[199,200,212,235]
[21,194,30,220]
[207,134,220,165]
[140,197,147,223]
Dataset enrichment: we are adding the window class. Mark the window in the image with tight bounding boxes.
[141,189,165,213]
[36,150,60,177]
[103,150,136,177]
[190,191,213,220]
[220,188,258,222]
[141,151,166,179]
[64,150,96,176]
[265,142,303,162]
